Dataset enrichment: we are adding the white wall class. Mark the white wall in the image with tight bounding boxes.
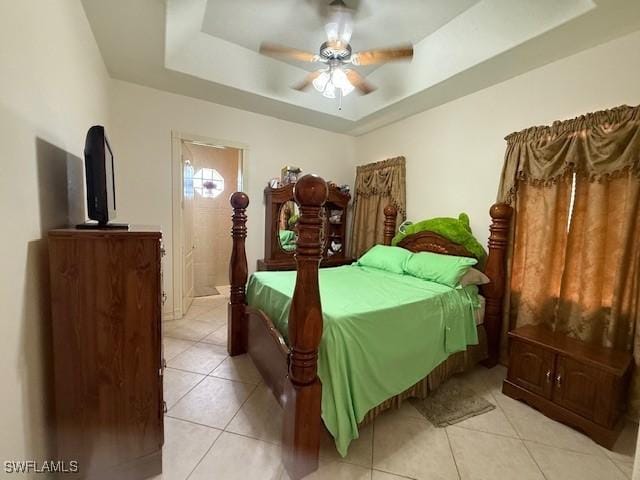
[0,0,111,469]
[109,81,356,318]
[355,30,640,245]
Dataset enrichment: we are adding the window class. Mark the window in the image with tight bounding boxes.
[193,168,224,198]
[566,171,577,232]
[183,161,195,199]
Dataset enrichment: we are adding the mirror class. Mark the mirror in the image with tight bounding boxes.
[278,201,299,253]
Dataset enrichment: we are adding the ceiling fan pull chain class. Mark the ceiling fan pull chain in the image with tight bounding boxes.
[338,88,343,111]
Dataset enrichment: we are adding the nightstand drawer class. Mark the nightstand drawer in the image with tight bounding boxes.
[553,356,615,424]
[508,338,555,399]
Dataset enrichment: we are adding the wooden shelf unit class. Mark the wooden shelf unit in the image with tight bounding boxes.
[258,182,353,271]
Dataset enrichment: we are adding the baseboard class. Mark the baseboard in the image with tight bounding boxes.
[162,308,182,321]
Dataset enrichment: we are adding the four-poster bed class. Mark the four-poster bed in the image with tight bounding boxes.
[227,174,512,479]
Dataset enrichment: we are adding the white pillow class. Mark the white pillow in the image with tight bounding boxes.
[459,267,490,287]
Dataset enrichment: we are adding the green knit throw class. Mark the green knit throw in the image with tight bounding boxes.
[391,213,487,267]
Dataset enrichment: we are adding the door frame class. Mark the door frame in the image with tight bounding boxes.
[170,131,248,320]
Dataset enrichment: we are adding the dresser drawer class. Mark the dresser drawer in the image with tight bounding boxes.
[507,339,555,399]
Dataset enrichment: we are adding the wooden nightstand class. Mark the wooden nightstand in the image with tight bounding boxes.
[502,324,632,448]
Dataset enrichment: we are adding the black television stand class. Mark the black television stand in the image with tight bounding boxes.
[76,222,129,230]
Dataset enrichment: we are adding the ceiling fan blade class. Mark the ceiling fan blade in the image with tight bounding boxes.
[345,69,376,95]
[292,70,324,91]
[352,45,414,66]
[259,42,319,63]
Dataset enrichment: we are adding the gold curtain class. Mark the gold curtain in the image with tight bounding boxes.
[498,104,640,415]
[508,175,572,328]
[350,156,406,258]
[557,173,640,413]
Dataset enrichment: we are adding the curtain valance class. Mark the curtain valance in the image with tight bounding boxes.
[499,105,640,202]
[354,156,406,218]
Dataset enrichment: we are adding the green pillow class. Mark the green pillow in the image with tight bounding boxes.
[404,251,477,287]
[357,245,412,274]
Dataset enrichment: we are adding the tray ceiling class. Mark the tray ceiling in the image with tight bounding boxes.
[82,0,640,135]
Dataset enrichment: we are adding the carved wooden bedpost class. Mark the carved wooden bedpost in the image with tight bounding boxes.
[281,174,328,480]
[383,205,398,246]
[480,203,513,368]
[228,192,250,356]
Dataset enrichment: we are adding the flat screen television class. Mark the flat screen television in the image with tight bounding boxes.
[77,125,128,229]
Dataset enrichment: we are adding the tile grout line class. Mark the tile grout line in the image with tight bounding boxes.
[519,439,551,480]
[443,427,462,480]
[446,423,520,441]
[611,459,634,479]
[523,437,609,458]
[164,332,212,343]
[475,372,552,480]
[184,428,224,480]
[371,468,417,480]
[223,384,260,435]
[165,414,225,432]
[222,382,260,431]
[490,385,551,480]
[167,296,234,479]
[491,386,611,459]
[163,343,196,362]
[164,381,260,453]
[164,373,207,412]
[165,367,260,413]
[164,360,225,377]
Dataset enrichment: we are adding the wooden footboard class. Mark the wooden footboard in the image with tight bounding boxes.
[228,175,328,480]
[245,307,289,404]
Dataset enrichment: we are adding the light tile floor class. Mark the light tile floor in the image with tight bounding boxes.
[156,292,637,480]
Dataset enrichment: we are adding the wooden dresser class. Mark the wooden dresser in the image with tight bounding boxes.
[503,324,632,448]
[48,228,164,479]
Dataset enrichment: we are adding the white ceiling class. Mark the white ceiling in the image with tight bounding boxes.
[82,0,640,135]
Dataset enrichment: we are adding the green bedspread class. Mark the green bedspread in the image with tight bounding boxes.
[246,264,480,456]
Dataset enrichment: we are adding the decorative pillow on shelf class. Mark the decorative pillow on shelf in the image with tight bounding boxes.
[403,251,477,288]
[458,267,491,287]
[357,245,412,275]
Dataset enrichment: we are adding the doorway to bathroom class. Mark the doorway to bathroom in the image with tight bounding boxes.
[171,132,245,319]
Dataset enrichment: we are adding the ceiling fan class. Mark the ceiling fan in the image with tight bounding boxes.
[259,0,413,105]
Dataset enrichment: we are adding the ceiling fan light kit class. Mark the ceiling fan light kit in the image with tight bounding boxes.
[313,66,355,98]
[258,0,413,108]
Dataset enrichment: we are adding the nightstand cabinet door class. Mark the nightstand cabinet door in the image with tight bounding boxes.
[553,356,610,423]
[508,340,555,399]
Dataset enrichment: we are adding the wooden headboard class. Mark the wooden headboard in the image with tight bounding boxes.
[381,203,513,367]
[382,205,478,259]
[396,231,476,259]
